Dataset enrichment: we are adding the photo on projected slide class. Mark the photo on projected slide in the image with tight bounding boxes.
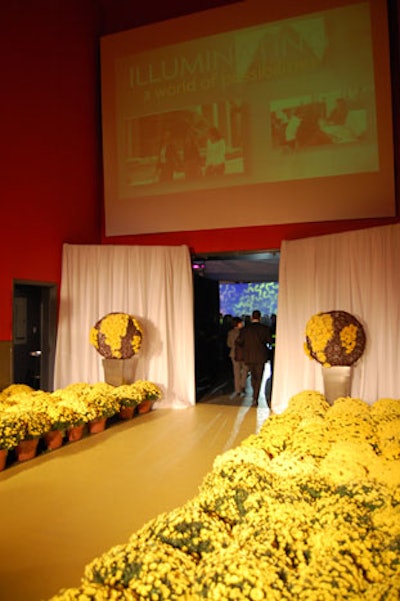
[114,2,378,198]
[266,87,376,181]
[271,94,370,151]
[121,102,246,188]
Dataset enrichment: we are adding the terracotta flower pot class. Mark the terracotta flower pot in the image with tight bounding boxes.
[44,429,64,450]
[0,448,8,471]
[118,406,135,420]
[88,417,107,434]
[137,400,154,414]
[67,424,85,442]
[16,438,39,462]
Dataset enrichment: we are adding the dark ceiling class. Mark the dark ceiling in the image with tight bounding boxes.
[192,251,280,283]
[97,0,243,35]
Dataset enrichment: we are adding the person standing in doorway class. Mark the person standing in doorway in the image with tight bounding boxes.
[226,316,247,398]
[236,310,272,407]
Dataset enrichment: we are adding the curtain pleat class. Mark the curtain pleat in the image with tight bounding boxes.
[54,244,195,408]
[272,224,400,412]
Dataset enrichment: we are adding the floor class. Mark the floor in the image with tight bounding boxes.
[0,386,271,601]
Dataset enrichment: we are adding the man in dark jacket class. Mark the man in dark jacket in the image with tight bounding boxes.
[236,310,272,407]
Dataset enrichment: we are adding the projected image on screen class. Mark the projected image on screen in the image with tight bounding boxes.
[219,282,279,318]
[115,2,378,198]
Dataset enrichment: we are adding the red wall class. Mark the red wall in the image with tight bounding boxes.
[0,0,102,339]
[0,0,398,343]
[101,217,398,254]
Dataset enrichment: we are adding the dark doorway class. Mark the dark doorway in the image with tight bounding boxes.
[193,273,224,400]
[192,250,280,402]
[12,281,57,391]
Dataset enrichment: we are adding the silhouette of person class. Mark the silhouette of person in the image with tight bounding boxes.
[219,313,233,372]
[156,130,181,182]
[226,316,247,397]
[183,129,202,180]
[205,126,225,175]
[284,108,301,151]
[328,98,348,125]
[236,309,272,406]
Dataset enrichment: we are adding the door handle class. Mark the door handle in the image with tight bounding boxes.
[29,350,42,357]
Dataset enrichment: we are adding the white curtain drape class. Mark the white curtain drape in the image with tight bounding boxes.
[54,244,195,408]
[272,224,400,413]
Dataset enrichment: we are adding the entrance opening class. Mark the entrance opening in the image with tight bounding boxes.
[192,250,279,402]
[12,281,57,391]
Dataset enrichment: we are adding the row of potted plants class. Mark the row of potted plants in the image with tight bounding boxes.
[47,391,400,600]
[0,380,162,469]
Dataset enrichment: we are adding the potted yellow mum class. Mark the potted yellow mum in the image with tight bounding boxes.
[9,392,53,462]
[134,380,162,414]
[51,388,92,442]
[0,408,25,470]
[111,383,143,420]
[110,381,162,419]
[83,383,120,434]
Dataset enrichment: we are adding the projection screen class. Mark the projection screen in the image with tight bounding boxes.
[100,0,396,236]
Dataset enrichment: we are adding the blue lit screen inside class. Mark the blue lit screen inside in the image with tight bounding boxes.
[219,282,278,318]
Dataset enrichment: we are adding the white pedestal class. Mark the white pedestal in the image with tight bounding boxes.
[322,365,352,405]
[102,357,137,386]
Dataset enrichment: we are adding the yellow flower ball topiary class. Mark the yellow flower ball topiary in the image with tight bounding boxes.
[304,310,366,367]
[90,312,143,359]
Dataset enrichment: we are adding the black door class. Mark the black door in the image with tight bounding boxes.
[13,282,57,391]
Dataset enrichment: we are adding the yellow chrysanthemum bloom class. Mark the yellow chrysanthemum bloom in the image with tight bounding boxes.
[131,318,143,354]
[89,327,99,350]
[1,383,35,399]
[101,313,129,358]
[340,323,358,354]
[305,312,333,365]
[48,583,137,600]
